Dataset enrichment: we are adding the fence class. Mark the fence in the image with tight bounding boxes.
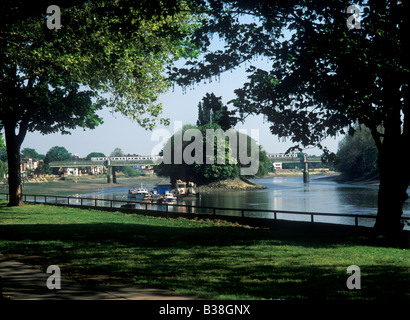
[1,192,410,229]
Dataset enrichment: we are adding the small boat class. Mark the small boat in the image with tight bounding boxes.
[157,192,177,204]
[175,180,199,199]
[128,184,149,201]
[164,191,177,201]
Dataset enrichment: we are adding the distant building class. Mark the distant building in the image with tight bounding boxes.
[20,157,41,173]
[273,163,282,170]
[87,165,104,175]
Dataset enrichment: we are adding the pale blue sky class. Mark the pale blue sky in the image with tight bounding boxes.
[21,60,341,158]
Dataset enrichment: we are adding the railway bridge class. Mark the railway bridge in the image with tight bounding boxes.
[49,153,332,183]
[48,158,162,183]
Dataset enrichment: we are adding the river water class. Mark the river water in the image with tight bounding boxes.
[76,176,410,229]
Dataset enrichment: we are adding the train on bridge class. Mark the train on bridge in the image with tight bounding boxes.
[91,153,299,162]
[267,153,298,158]
[91,156,163,162]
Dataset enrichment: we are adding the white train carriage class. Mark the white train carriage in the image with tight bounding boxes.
[91,156,164,162]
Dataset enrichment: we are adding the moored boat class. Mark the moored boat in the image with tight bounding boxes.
[128,184,149,201]
[175,180,199,199]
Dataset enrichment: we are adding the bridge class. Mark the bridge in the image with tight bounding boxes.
[48,159,161,168]
[49,154,331,183]
[48,159,162,183]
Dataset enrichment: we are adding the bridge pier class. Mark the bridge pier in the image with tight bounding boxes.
[112,166,117,184]
[106,166,117,183]
[107,166,112,183]
[303,154,309,183]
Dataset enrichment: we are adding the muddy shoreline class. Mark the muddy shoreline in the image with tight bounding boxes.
[196,177,267,193]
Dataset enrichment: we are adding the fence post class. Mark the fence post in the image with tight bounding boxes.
[81,198,83,206]
[274,211,277,220]
[311,214,314,223]
[34,195,37,203]
[241,209,245,218]
[213,208,216,216]
[95,199,97,207]
[67,197,70,205]
[355,216,358,227]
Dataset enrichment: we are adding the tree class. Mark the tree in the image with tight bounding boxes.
[45,146,72,162]
[86,152,106,160]
[123,166,141,177]
[0,1,199,206]
[157,123,268,185]
[34,162,50,176]
[172,1,409,235]
[110,148,124,157]
[336,125,379,179]
[21,148,45,160]
[0,135,6,162]
[0,135,7,180]
[196,93,237,130]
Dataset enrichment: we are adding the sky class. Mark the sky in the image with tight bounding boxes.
[20,31,343,159]
[21,59,342,158]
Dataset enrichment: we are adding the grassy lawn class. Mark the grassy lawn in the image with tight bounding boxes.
[0,201,409,300]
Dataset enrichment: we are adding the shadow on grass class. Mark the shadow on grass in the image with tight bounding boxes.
[0,220,409,300]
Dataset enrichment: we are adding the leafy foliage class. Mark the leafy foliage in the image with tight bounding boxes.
[0,0,201,205]
[21,148,45,160]
[86,152,106,160]
[122,166,141,177]
[44,146,72,162]
[110,148,124,157]
[157,123,269,184]
[171,0,408,153]
[197,93,237,130]
[336,126,379,179]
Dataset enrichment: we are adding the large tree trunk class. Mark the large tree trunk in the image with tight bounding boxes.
[374,148,409,235]
[373,97,410,234]
[373,73,410,236]
[4,121,25,206]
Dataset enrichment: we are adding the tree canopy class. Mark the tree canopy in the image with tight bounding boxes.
[336,125,379,180]
[0,0,200,205]
[196,93,237,130]
[86,152,106,160]
[157,123,270,185]
[44,146,72,162]
[21,148,45,160]
[110,148,125,157]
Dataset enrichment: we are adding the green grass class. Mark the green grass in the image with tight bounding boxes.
[0,201,409,300]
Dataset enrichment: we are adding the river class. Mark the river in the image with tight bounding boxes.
[78,175,410,229]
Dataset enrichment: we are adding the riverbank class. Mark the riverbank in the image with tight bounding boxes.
[269,169,339,177]
[10,175,169,197]
[315,173,380,186]
[196,177,267,192]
